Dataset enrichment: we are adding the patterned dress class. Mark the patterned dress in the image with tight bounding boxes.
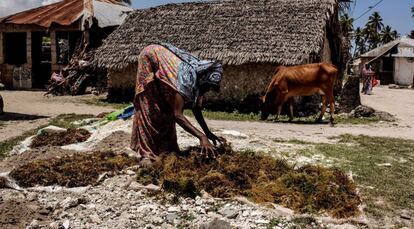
[131,44,183,161]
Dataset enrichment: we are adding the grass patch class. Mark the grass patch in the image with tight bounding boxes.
[295,135,414,222]
[136,144,361,218]
[273,138,312,145]
[0,114,96,158]
[82,97,130,110]
[183,110,389,125]
[0,130,36,159]
[49,113,95,129]
[10,151,139,187]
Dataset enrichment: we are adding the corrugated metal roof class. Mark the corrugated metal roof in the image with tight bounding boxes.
[362,37,414,58]
[93,0,132,28]
[0,0,132,29]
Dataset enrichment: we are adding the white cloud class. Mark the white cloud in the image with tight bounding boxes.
[0,0,61,17]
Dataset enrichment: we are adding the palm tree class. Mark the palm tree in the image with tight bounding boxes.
[380,25,396,44]
[409,30,414,39]
[367,11,384,34]
[363,24,379,49]
[339,0,355,15]
[412,6,414,17]
[340,13,354,38]
[353,27,365,57]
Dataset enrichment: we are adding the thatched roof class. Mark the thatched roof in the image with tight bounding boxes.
[95,0,338,69]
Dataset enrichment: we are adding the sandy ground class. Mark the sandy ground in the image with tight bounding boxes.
[1,87,413,228]
[0,91,113,141]
[1,86,414,143]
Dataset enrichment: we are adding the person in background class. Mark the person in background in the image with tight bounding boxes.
[361,64,375,95]
[131,43,225,166]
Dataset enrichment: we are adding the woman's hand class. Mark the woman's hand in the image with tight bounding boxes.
[200,135,217,159]
[206,132,224,146]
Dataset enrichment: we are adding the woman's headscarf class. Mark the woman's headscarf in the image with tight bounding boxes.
[160,43,223,106]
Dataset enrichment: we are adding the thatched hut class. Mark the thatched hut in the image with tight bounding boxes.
[95,0,345,112]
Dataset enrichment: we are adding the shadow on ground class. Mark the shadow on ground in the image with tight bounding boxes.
[0,112,49,121]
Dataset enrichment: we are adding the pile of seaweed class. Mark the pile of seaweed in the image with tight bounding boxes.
[30,128,91,148]
[137,145,361,218]
[10,151,139,187]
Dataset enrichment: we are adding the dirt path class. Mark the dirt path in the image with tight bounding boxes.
[361,86,414,127]
[0,91,112,141]
[204,86,414,142]
[1,86,414,143]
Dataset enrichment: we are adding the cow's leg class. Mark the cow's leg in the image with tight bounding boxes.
[275,104,283,120]
[275,94,288,120]
[288,97,294,122]
[317,95,327,122]
[328,94,335,124]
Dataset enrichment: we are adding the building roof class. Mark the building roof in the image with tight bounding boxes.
[361,37,414,59]
[0,0,132,29]
[94,0,338,69]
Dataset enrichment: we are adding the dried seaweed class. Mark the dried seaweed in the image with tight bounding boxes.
[30,128,91,148]
[137,144,361,218]
[10,151,139,187]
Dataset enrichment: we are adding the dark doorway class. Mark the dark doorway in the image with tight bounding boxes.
[56,31,82,64]
[4,32,27,65]
[32,32,52,88]
[379,57,394,85]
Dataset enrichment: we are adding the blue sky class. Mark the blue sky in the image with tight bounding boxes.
[131,0,414,36]
[1,0,413,36]
[348,0,413,36]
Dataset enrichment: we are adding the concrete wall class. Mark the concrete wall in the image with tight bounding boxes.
[394,57,414,86]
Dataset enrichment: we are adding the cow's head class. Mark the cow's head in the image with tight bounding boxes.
[260,95,269,120]
[260,89,278,120]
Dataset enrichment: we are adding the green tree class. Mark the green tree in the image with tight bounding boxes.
[380,25,398,44]
[409,30,414,39]
[353,27,366,57]
[367,11,384,34]
[339,0,355,15]
[363,12,384,49]
[340,13,354,38]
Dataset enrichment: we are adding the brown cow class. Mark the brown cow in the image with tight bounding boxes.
[261,63,337,123]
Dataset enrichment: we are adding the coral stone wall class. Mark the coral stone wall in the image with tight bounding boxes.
[107,64,137,102]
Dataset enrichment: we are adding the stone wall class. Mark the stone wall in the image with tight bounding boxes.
[107,64,137,102]
[204,63,275,112]
[339,76,361,113]
[106,62,276,110]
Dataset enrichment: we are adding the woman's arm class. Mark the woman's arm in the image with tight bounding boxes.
[192,96,224,146]
[192,106,223,146]
[173,93,217,158]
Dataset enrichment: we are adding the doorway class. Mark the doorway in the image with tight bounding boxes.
[31,32,51,89]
